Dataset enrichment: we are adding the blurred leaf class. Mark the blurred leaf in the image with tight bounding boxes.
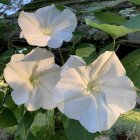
[98,44,115,56]
[56,4,66,11]
[83,7,102,13]
[23,111,35,132]
[122,49,140,88]
[123,15,140,29]
[0,48,15,78]
[128,0,140,5]
[94,12,127,24]
[76,43,97,64]
[0,48,15,62]
[27,132,38,140]
[0,91,4,105]
[85,19,138,39]
[73,31,87,39]
[0,107,17,127]
[51,131,68,140]
[62,115,100,140]
[0,0,10,5]
[15,110,35,137]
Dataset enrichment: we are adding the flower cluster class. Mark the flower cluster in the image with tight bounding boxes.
[4,4,136,133]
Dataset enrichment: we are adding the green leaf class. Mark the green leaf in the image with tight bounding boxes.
[0,91,4,105]
[128,0,140,5]
[27,132,37,140]
[75,43,97,64]
[85,19,138,39]
[123,15,140,29]
[82,7,102,14]
[98,44,115,55]
[56,4,66,11]
[62,115,100,140]
[0,107,17,127]
[94,12,127,24]
[122,49,140,88]
[0,0,10,5]
[51,131,68,140]
[0,48,15,62]
[15,110,35,138]
[23,111,35,132]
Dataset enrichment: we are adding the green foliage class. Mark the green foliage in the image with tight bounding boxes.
[0,1,140,139]
[123,15,140,29]
[122,49,140,89]
[0,48,15,79]
[0,0,10,5]
[62,115,100,140]
[94,12,127,24]
[85,19,138,39]
[108,109,140,140]
[23,111,35,132]
[75,43,97,64]
[0,107,17,127]
[51,131,68,140]
[128,0,140,5]
[15,110,35,138]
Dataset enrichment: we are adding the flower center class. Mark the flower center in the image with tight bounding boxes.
[29,72,39,86]
[84,81,100,95]
[42,28,51,35]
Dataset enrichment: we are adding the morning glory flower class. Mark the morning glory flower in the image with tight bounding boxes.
[18,4,77,48]
[4,48,60,111]
[54,51,136,133]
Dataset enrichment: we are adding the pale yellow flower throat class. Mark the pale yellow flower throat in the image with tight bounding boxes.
[85,81,100,95]
[42,28,51,35]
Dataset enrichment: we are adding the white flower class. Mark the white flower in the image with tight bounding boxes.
[54,51,136,133]
[4,48,60,111]
[18,4,77,48]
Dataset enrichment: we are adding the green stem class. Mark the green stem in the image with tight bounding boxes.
[59,48,64,64]
[113,38,116,47]
[0,92,7,109]
[46,110,55,134]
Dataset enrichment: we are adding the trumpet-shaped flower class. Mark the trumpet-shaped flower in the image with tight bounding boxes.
[4,48,60,111]
[54,51,136,133]
[18,4,77,48]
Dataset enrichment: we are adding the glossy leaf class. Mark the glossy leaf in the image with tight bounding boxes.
[62,115,100,140]
[51,131,68,140]
[94,12,127,24]
[23,111,35,132]
[0,0,10,5]
[85,19,138,39]
[0,107,17,127]
[128,0,140,5]
[76,43,96,64]
[123,15,140,29]
[122,49,140,88]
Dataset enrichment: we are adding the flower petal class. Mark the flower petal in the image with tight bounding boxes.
[4,63,32,105]
[23,34,50,47]
[10,54,25,62]
[35,4,61,27]
[54,30,73,42]
[50,9,77,32]
[89,51,125,81]
[48,35,63,48]
[18,11,40,34]
[27,66,60,111]
[100,76,136,112]
[18,11,50,47]
[11,84,31,105]
[62,55,85,70]
[4,55,34,83]
[54,67,86,103]
[23,48,55,71]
